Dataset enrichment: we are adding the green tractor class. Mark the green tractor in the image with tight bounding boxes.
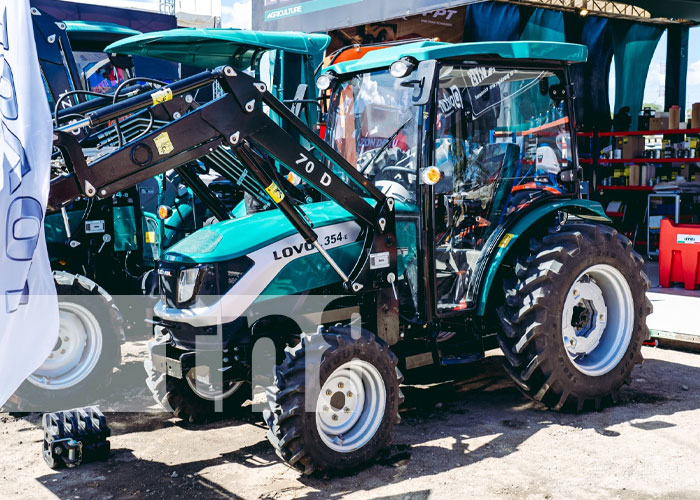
[49,38,651,473]
[105,27,330,418]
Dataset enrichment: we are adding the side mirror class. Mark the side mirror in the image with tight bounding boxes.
[108,53,133,71]
[411,60,437,106]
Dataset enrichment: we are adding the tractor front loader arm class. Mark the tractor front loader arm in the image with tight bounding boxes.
[48,65,400,343]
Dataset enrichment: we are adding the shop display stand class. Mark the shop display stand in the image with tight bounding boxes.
[579,128,700,192]
[578,128,700,250]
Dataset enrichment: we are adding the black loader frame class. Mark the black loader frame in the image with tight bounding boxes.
[50,65,401,344]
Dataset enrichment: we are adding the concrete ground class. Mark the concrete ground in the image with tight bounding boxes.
[3,344,700,500]
[2,260,699,500]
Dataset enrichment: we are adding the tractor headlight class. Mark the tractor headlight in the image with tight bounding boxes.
[390,58,417,78]
[177,267,201,304]
[316,72,337,91]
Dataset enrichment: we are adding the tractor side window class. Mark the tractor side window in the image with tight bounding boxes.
[73,51,131,95]
[433,65,573,314]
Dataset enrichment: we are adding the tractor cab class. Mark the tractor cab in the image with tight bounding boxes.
[65,21,141,95]
[320,40,584,319]
[106,28,331,219]
[106,28,329,121]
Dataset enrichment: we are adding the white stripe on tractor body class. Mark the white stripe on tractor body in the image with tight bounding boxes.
[154,221,361,327]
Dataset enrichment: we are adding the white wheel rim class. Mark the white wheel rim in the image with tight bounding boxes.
[316,359,386,453]
[186,367,244,401]
[29,302,103,390]
[562,264,634,376]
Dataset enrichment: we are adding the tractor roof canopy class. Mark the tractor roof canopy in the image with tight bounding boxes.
[323,40,588,76]
[105,28,331,69]
[65,21,141,47]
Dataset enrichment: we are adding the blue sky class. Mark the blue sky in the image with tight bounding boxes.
[611,27,700,114]
[66,1,700,113]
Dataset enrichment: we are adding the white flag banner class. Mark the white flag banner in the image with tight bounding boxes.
[0,0,59,407]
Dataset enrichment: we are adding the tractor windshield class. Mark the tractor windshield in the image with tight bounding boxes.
[325,70,424,204]
[433,65,575,313]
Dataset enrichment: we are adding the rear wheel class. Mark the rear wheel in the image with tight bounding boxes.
[264,327,403,474]
[497,223,651,411]
[8,272,123,411]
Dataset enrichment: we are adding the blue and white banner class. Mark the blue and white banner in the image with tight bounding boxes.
[255,0,476,32]
[0,0,58,406]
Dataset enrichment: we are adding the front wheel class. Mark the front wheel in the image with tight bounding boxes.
[144,340,251,423]
[497,223,651,411]
[264,327,403,474]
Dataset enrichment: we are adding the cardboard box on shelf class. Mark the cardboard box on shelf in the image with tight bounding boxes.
[629,164,640,186]
[621,136,645,158]
[669,106,681,130]
[692,103,700,129]
[681,164,691,181]
[650,116,669,131]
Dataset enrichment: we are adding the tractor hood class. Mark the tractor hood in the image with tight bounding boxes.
[163,200,357,264]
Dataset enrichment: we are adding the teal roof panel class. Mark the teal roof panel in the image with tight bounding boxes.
[105,28,330,68]
[324,40,588,75]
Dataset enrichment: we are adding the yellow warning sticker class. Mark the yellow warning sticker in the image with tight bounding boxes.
[145,231,156,244]
[151,87,173,105]
[265,182,285,204]
[154,132,174,155]
[498,233,514,248]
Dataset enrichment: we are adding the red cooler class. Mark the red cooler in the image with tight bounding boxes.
[659,218,700,290]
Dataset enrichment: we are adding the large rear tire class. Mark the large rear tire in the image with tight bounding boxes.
[264,326,403,475]
[8,272,123,411]
[497,223,651,411]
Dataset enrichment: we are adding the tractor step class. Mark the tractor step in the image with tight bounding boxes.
[437,352,483,366]
[42,406,111,469]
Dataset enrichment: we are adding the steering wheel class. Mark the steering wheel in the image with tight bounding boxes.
[380,166,415,175]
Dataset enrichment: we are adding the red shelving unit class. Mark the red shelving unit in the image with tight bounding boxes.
[520,117,569,136]
[596,186,653,192]
[578,128,700,138]
[493,117,569,138]
[581,157,700,164]
[579,128,700,254]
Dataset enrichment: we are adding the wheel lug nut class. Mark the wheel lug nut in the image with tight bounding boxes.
[344,407,351,413]
[331,414,339,421]
[326,389,333,396]
[60,349,66,354]
[338,382,344,389]
[323,406,329,412]
[63,337,69,342]
[347,391,352,398]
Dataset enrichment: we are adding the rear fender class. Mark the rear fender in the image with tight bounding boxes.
[475,199,610,316]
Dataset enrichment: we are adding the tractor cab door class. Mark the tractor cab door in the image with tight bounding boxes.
[431,63,575,315]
